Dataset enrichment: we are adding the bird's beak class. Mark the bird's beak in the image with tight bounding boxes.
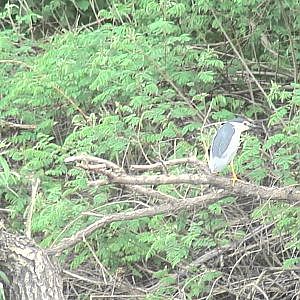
[248,122,262,131]
[249,123,258,128]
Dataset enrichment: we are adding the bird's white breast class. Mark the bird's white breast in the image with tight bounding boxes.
[223,130,241,161]
[209,130,242,173]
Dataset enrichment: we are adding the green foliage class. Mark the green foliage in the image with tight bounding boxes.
[0,270,9,285]
[0,0,108,36]
[283,257,300,269]
[0,284,5,300]
[184,269,221,299]
[0,270,9,300]
[252,202,300,255]
[0,0,299,298]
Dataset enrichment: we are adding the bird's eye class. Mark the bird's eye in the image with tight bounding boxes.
[243,121,248,126]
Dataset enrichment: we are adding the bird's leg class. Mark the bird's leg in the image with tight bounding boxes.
[230,161,238,186]
[203,141,210,164]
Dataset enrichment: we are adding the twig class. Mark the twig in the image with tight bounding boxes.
[280,0,298,82]
[130,156,202,171]
[67,155,178,203]
[76,18,109,33]
[260,32,280,58]
[52,84,92,125]
[235,70,292,79]
[0,59,33,70]
[63,269,105,285]
[65,154,122,171]
[0,120,36,130]
[190,224,274,266]
[0,208,14,213]
[210,9,275,110]
[83,236,110,285]
[25,178,40,239]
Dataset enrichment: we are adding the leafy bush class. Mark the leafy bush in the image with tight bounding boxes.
[0,0,299,298]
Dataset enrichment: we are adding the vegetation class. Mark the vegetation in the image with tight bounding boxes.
[0,0,299,298]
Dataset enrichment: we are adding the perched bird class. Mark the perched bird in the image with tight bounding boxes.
[208,117,255,184]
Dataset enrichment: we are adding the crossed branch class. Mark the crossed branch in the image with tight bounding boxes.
[46,154,300,255]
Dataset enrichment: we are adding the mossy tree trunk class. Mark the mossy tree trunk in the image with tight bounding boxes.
[0,229,64,300]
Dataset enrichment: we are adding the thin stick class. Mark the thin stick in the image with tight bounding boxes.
[25,178,40,239]
[0,120,36,130]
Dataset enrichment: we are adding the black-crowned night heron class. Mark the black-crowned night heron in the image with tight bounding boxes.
[208,117,255,184]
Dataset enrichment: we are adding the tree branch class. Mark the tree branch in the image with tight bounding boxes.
[0,120,36,130]
[66,154,300,203]
[47,191,226,255]
[47,154,299,255]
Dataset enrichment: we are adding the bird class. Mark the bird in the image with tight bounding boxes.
[208,117,255,184]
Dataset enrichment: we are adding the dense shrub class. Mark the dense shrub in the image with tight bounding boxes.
[0,0,299,298]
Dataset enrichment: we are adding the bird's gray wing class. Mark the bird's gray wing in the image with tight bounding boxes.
[211,123,235,158]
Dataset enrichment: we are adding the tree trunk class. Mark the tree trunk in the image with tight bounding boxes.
[0,229,64,300]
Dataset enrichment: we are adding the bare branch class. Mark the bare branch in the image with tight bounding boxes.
[67,155,177,203]
[52,154,300,256]
[66,154,300,203]
[190,224,274,266]
[46,191,226,255]
[0,120,36,130]
[130,156,203,171]
[25,178,40,239]
[90,172,300,202]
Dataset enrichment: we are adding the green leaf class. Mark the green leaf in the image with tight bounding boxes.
[77,0,90,11]
[0,270,10,285]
